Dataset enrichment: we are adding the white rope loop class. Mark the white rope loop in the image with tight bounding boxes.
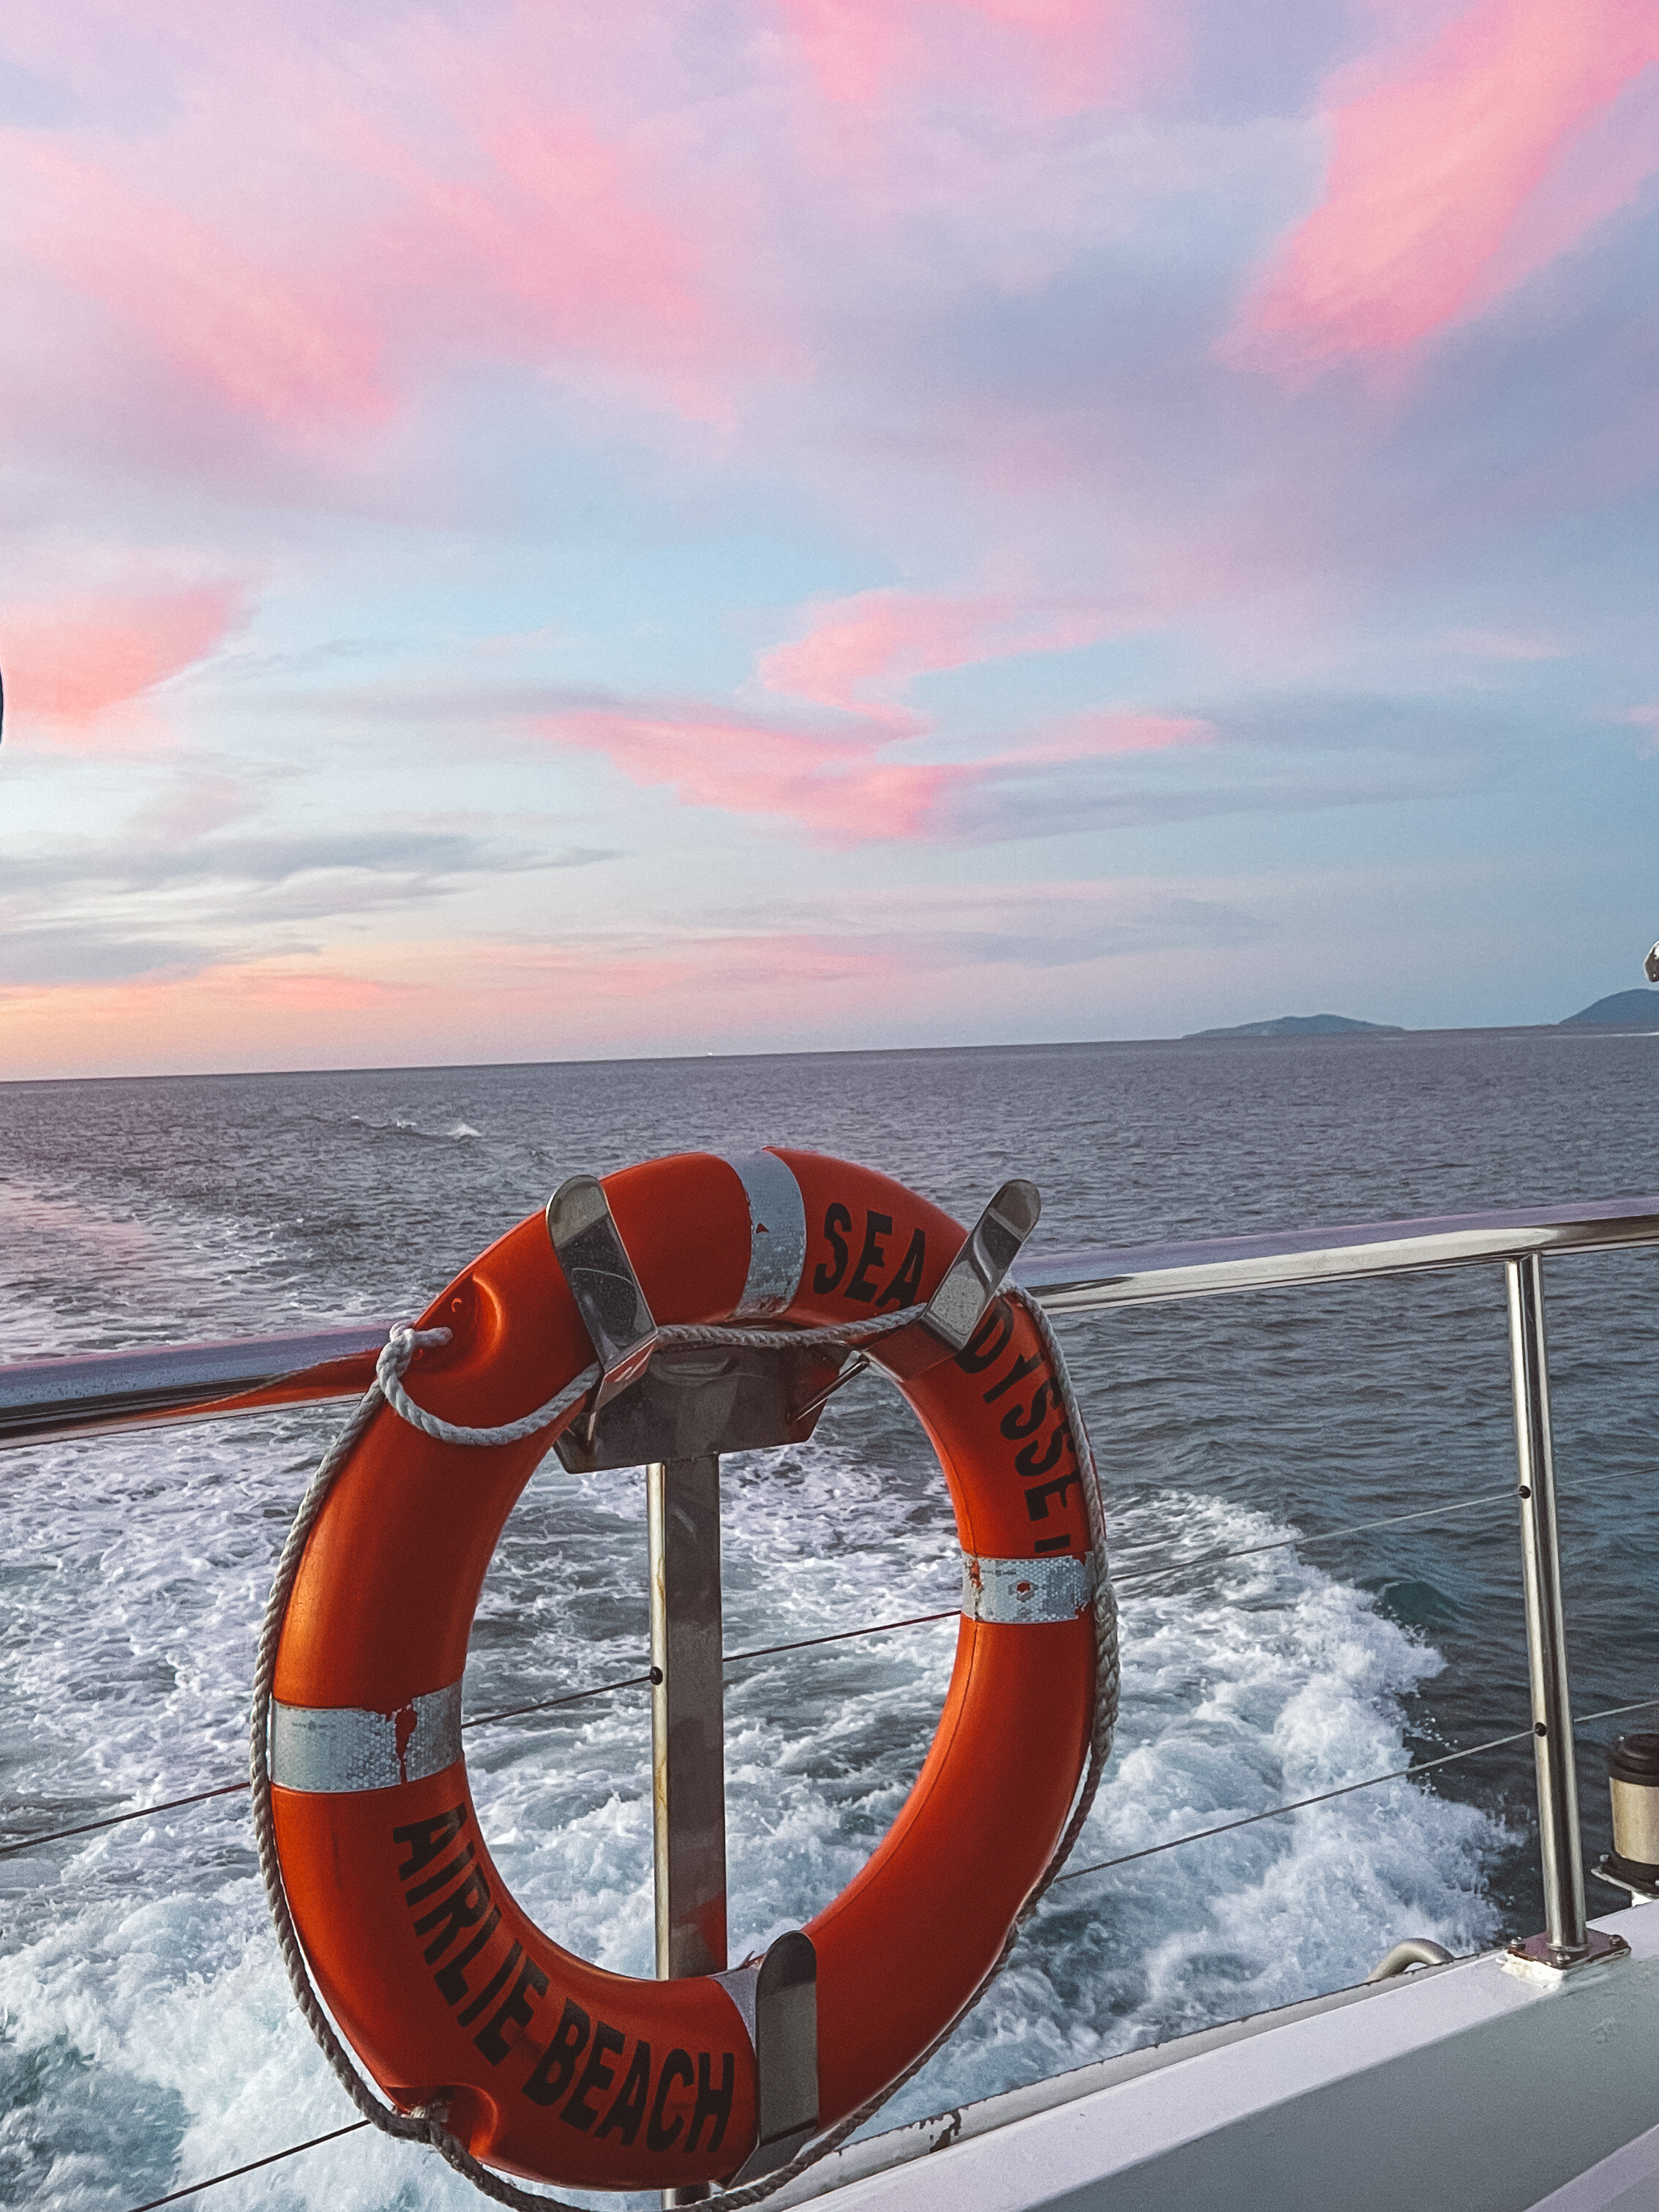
[253,1277,1117,2212]
[375,1325,601,1448]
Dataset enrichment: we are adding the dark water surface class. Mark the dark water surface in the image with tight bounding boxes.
[2,1029,1657,2210]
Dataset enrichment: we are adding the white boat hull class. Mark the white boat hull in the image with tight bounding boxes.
[784,1902,1659,2212]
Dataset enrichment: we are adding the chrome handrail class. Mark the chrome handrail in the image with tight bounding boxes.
[0,1324,386,1450]
[1019,1193,1659,1311]
[6,1196,1658,1451]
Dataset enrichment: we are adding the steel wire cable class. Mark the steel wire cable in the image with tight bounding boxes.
[0,1484,1533,1860]
[1052,1690,1659,1887]
[1052,1726,1538,1883]
[0,1610,959,1858]
[105,1688,1659,2212]
[124,2124,371,2212]
[1111,1486,1518,1592]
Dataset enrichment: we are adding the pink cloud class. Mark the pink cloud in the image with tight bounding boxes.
[529,583,1208,841]
[757,588,1136,721]
[1462,55,1659,315]
[981,709,1213,765]
[1228,0,1659,378]
[537,706,951,843]
[0,22,771,456]
[534,694,1210,844]
[9,146,388,431]
[771,0,1157,114]
[353,91,741,419]
[0,585,242,739]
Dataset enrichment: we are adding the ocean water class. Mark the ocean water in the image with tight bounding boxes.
[3,1030,1658,2211]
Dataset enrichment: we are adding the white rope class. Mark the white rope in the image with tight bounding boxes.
[375,1328,599,1447]
[255,1286,1117,2211]
[374,1308,921,1450]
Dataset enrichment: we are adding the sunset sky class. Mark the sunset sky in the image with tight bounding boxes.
[2,0,1657,1078]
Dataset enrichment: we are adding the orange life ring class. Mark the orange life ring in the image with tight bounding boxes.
[266,1150,1098,2194]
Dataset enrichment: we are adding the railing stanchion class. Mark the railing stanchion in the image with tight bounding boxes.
[648,1452,727,2206]
[1505,1253,1590,1961]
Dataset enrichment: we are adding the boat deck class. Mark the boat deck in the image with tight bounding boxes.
[1536,2119,1659,2211]
[779,1901,1659,2212]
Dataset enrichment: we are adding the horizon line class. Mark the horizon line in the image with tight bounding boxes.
[7,1013,1657,1089]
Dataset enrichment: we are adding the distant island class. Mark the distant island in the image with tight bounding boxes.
[1560,989,1659,1028]
[1184,1013,1406,1040]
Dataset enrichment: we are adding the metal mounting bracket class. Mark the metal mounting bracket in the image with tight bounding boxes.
[719,1931,820,2183]
[546,1175,660,1446]
[1503,1925,1630,1982]
[547,1175,853,1471]
[553,1338,853,1472]
[548,1173,1044,1462]
[881,1178,1043,1381]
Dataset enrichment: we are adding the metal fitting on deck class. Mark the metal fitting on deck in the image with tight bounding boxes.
[1366,1939,1453,1982]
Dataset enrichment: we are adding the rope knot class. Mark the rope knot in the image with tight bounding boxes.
[382,1321,453,1362]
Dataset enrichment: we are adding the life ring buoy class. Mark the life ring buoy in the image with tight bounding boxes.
[266,1150,1098,2194]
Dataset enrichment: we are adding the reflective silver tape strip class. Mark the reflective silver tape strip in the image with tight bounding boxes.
[962,1553,1096,1624]
[270,1681,463,1793]
[725,1151,807,1318]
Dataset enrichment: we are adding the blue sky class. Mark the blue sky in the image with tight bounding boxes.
[1,0,1655,1076]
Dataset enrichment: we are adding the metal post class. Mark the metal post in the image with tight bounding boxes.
[648,1453,727,2208]
[1505,1252,1589,1961]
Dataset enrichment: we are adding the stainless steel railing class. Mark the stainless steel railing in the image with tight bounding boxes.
[8,1196,1659,1452]
[0,1323,386,1450]
[7,1192,1659,1970]
[1018,1193,1659,1308]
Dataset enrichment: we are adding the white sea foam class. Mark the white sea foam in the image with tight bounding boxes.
[1,1406,1505,2211]
[0,1171,385,1360]
[0,1179,297,1360]
[344,1113,484,1144]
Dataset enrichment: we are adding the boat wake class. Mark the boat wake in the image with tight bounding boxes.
[1,1417,1503,2211]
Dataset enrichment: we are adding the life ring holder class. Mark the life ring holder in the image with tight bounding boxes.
[250,1150,1118,2208]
